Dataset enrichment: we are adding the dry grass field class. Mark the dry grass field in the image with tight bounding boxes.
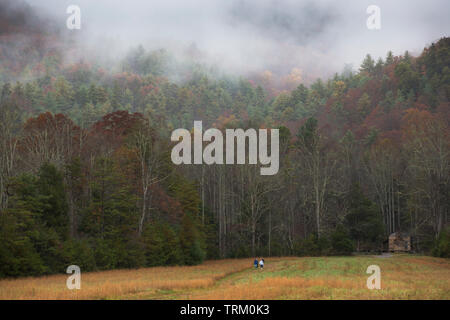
[0,255,449,300]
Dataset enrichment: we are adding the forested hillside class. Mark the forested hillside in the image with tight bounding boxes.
[0,1,448,278]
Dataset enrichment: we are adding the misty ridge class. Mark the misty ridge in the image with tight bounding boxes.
[1,0,449,88]
[1,0,334,86]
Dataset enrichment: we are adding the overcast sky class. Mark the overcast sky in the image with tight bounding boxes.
[24,0,450,78]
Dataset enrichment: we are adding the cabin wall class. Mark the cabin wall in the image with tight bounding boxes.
[388,234,411,252]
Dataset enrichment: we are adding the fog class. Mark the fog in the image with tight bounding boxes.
[5,0,450,80]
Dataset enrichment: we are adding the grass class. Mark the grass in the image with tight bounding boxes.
[0,255,448,300]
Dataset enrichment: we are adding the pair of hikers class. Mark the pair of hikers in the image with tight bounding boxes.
[253,258,264,269]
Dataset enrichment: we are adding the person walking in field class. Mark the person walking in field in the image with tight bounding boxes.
[259,258,264,270]
[254,258,258,269]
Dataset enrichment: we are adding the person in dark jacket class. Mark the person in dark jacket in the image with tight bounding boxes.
[254,258,258,269]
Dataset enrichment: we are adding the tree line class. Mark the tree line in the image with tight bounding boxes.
[0,37,449,278]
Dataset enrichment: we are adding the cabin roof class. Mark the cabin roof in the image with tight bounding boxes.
[389,232,411,239]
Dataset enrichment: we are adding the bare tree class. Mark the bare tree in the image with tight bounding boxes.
[131,122,169,236]
[0,103,20,210]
